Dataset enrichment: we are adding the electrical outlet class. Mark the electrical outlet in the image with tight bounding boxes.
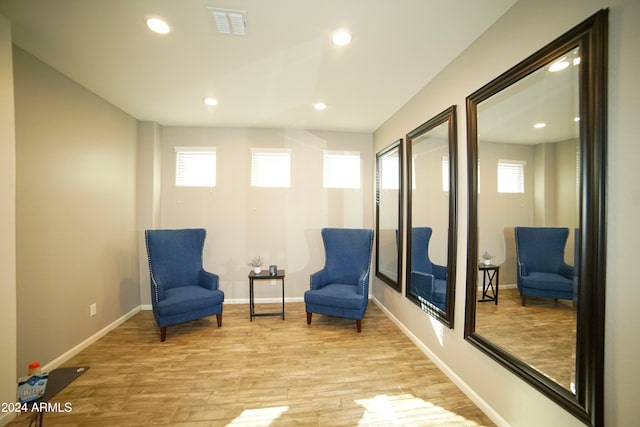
[90,303,97,317]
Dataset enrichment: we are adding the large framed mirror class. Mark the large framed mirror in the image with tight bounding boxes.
[406,106,458,327]
[376,139,403,291]
[464,10,607,426]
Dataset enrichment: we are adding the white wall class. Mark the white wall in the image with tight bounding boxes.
[146,127,373,304]
[0,14,17,427]
[373,0,640,425]
[12,47,140,374]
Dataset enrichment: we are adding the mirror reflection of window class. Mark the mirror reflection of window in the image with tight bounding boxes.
[474,46,580,392]
[381,155,399,190]
[406,105,457,327]
[375,141,402,292]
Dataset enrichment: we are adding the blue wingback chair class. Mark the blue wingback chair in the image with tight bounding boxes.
[409,227,447,311]
[304,228,374,332]
[145,228,224,341]
[514,227,574,306]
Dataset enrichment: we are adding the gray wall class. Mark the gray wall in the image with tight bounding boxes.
[0,14,17,426]
[12,47,140,375]
[373,0,640,426]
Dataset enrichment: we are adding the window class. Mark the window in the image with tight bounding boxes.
[175,147,216,187]
[498,159,526,193]
[381,155,399,190]
[251,148,291,188]
[323,150,360,189]
[442,156,449,192]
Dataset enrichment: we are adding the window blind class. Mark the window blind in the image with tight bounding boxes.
[175,147,216,187]
[251,148,291,188]
[323,150,360,189]
[497,159,526,193]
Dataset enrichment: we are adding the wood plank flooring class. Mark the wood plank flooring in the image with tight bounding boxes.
[9,302,494,427]
[475,288,576,390]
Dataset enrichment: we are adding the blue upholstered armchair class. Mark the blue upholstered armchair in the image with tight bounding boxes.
[514,227,574,306]
[304,228,374,332]
[145,228,224,341]
[409,227,447,311]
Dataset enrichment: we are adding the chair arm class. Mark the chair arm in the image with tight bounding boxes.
[433,263,448,280]
[518,260,528,277]
[310,268,330,290]
[356,269,370,296]
[559,262,574,280]
[149,273,165,303]
[199,269,219,290]
[411,271,435,300]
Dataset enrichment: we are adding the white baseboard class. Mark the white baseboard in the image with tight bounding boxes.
[140,297,304,310]
[42,306,141,373]
[370,297,510,427]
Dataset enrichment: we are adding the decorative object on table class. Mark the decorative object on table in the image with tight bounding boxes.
[269,265,277,276]
[248,256,264,274]
[145,228,224,342]
[481,250,494,266]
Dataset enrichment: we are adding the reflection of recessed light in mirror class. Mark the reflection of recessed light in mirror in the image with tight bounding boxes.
[332,30,351,46]
[548,58,570,72]
[204,97,218,106]
[146,16,171,34]
[533,122,547,129]
[313,102,327,111]
[574,117,580,122]
[573,57,581,66]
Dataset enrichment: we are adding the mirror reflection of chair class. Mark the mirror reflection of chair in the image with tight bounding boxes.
[514,227,574,306]
[410,227,447,311]
[304,228,374,333]
[145,228,224,342]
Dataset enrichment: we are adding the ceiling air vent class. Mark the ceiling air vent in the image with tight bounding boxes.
[208,7,247,35]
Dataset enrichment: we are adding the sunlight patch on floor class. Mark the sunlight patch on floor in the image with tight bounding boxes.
[356,394,481,426]
[226,406,289,426]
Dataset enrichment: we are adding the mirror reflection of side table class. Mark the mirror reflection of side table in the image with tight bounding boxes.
[478,263,500,304]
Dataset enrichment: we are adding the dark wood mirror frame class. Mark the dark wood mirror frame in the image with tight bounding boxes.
[464,10,607,426]
[406,105,458,328]
[375,139,403,292]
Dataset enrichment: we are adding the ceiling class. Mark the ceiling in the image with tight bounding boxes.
[0,0,518,133]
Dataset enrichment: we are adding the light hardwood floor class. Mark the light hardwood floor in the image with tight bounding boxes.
[475,288,576,390]
[9,301,494,427]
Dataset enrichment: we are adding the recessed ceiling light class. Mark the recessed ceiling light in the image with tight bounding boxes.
[574,117,580,122]
[204,97,218,106]
[573,57,581,66]
[533,122,547,129]
[313,102,327,111]
[332,30,351,46]
[146,16,171,34]
[548,57,569,72]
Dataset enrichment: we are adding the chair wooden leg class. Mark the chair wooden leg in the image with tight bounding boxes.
[216,313,222,327]
[306,312,312,325]
[160,327,167,342]
[521,296,527,306]
[356,319,362,333]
